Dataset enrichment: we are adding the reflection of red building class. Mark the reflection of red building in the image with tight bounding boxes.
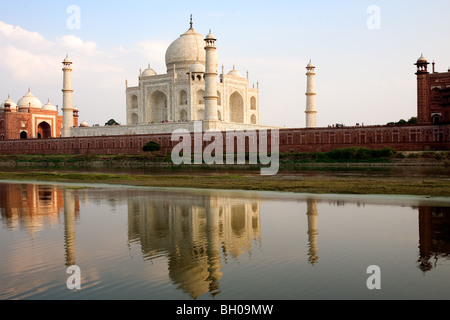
[0,90,78,141]
[416,55,450,124]
[418,207,450,272]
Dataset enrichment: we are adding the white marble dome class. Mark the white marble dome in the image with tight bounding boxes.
[189,61,205,73]
[42,99,57,111]
[165,26,206,74]
[142,64,157,77]
[17,90,42,110]
[228,67,242,78]
[1,96,18,112]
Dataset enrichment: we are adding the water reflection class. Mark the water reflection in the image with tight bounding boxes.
[1,182,450,299]
[418,207,450,272]
[0,183,66,233]
[127,191,262,298]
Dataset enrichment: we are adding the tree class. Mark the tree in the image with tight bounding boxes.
[142,141,161,152]
[105,119,120,126]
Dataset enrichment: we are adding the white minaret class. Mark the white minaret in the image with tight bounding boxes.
[305,60,317,128]
[204,30,218,121]
[62,55,74,138]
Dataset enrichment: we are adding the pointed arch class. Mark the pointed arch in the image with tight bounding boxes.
[230,92,244,123]
[147,90,168,123]
[37,122,51,139]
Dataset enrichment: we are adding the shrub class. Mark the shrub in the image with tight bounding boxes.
[142,141,161,152]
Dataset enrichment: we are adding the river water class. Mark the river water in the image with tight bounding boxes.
[0,180,449,300]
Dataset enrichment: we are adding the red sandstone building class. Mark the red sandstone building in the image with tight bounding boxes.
[416,55,450,124]
[0,90,78,141]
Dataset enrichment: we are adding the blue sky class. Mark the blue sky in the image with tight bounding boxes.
[1,0,449,127]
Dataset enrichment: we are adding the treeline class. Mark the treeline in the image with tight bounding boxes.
[387,117,418,126]
[281,147,396,163]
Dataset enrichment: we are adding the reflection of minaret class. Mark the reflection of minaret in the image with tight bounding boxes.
[64,189,76,267]
[306,199,319,265]
[206,206,223,297]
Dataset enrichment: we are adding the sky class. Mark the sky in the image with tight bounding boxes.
[0,0,449,128]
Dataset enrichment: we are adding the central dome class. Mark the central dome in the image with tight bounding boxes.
[17,90,42,111]
[165,26,206,74]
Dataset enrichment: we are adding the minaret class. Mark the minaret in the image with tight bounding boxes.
[62,55,74,138]
[204,30,218,121]
[415,54,430,124]
[305,60,317,128]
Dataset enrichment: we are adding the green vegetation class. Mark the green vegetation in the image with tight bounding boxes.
[105,119,120,126]
[142,141,162,152]
[387,117,418,126]
[281,147,396,164]
[1,148,449,170]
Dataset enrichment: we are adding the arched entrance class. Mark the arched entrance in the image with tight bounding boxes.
[20,131,28,140]
[179,109,188,122]
[37,122,51,139]
[230,92,244,123]
[432,114,442,124]
[147,91,168,123]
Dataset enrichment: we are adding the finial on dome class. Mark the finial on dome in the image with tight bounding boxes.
[190,14,193,29]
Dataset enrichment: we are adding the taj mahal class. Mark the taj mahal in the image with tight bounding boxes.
[1,17,318,140]
[70,17,299,137]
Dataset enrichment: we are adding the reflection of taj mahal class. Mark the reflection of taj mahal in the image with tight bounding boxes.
[127,190,262,299]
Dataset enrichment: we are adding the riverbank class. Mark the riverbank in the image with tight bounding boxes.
[0,150,449,197]
[0,170,449,197]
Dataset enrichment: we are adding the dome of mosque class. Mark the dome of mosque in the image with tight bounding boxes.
[165,24,206,73]
[189,61,205,73]
[42,99,57,111]
[142,64,157,77]
[17,90,42,110]
[1,96,18,111]
[228,67,242,78]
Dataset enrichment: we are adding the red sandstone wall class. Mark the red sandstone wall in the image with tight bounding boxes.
[0,124,448,156]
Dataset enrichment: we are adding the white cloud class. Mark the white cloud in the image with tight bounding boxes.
[0,20,138,124]
[57,35,99,55]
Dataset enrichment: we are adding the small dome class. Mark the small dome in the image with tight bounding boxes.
[417,54,427,63]
[206,30,216,40]
[189,61,205,73]
[307,60,315,68]
[141,64,157,77]
[80,121,89,127]
[63,55,72,64]
[42,99,57,111]
[17,90,42,110]
[228,66,242,78]
[1,96,18,112]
